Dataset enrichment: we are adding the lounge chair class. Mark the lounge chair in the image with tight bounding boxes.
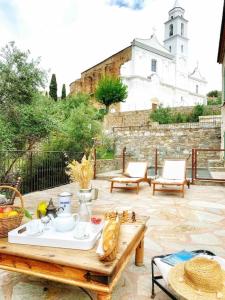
[152,159,187,197]
[110,162,151,194]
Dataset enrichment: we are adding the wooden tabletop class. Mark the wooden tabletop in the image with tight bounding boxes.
[0,222,146,276]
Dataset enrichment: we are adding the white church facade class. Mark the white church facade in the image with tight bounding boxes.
[119,0,207,112]
[70,0,207,112]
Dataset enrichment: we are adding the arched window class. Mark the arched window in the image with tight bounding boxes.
[181,23,184,36]
[169,46,172,52]
[169,24,173,36]
[196,85,199,94]
[181,45,184,53]
[151,59,157,72]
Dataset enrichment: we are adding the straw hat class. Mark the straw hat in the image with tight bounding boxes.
[168,257,225,300]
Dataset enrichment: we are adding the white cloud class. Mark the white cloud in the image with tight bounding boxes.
[0,0,223,94]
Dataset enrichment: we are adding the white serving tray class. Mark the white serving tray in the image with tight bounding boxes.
[8,220,103,250]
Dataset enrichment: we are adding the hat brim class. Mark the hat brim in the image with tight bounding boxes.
[168,262,225,300]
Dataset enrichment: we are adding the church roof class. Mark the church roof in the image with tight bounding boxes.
[133,33,173,59]
[189,65,207,83]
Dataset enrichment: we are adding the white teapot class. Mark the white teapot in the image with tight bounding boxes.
[51,213,79,232]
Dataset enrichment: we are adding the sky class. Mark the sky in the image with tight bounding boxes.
[0,0,224,95]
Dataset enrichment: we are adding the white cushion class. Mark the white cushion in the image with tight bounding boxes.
[124,162,147,178]
[112,177,142,182]
[153,177,185,184]
[162,160,186,180]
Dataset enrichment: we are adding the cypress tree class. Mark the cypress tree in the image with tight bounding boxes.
[49,73,57,101]
[61,84,66,99]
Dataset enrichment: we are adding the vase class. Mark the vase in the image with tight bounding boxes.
[77,188,92,221]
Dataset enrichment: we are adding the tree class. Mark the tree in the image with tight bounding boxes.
[49,73,57,101]
[207,90,220,97]
[95,76,128,112]
[44,94,101,153]
[0,42,54,151]
[0,41,46,107]
[61,84,66,99]
[207,90,222,105]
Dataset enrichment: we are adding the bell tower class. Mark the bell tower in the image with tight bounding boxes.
[164,0,188,59]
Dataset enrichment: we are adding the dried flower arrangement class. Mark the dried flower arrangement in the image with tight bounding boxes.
[66,155,94,189]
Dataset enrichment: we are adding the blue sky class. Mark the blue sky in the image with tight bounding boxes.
[0,0,18,31]
[0,0,223,93]
[109,0,145,10]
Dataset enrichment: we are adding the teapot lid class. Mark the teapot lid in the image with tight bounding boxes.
[58,191,72,197]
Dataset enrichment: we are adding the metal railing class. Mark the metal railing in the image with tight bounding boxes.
[0,150,84,194]
[112,119,221,132]
[192,148,225,183]
[122,147,225,183]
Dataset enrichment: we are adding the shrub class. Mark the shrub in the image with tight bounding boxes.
[150,107,173,124]
[149,104,218,124]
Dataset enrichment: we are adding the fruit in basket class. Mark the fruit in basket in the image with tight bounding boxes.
[8,211,19,217]
[0,207,3,213]
[0,212,4,218]
[3,207,13,213]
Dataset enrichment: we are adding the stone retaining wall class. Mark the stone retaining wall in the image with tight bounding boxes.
[112,124,221,168]
[104,105,221,130]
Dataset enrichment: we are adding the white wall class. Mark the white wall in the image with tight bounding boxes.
[120,44,206,111]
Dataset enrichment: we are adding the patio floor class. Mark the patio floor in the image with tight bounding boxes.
[1,180,225,299]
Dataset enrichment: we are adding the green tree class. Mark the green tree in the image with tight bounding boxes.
[49,73,57,101]
[207,90,220,97]
[0,43,54,151]
[95,76,128,112]
[61,84,66,99]
[0,41,46,106]
[44,93,101,153]
[207,90,222,105]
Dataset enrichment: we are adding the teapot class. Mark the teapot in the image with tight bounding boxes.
[51,213,79,232]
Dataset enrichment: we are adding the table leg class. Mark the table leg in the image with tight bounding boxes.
[135,238,144,266]
[97,292,112,300]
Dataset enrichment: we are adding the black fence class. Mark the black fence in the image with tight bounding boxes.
[0,151,84,194]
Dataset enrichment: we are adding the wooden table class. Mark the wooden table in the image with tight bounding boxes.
[0,220,147,300]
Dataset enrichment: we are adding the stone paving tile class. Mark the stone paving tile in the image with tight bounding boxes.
[1,180,225,299]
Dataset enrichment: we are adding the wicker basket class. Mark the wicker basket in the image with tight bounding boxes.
[0,186,24,238]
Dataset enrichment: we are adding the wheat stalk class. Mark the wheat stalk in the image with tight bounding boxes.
[66,155,94,189]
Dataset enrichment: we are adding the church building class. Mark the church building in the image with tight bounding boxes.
[70,0,207,112]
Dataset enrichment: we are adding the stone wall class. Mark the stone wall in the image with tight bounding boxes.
[112,123,221,168]
[104,105,221,130]
[69,46,132,104]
